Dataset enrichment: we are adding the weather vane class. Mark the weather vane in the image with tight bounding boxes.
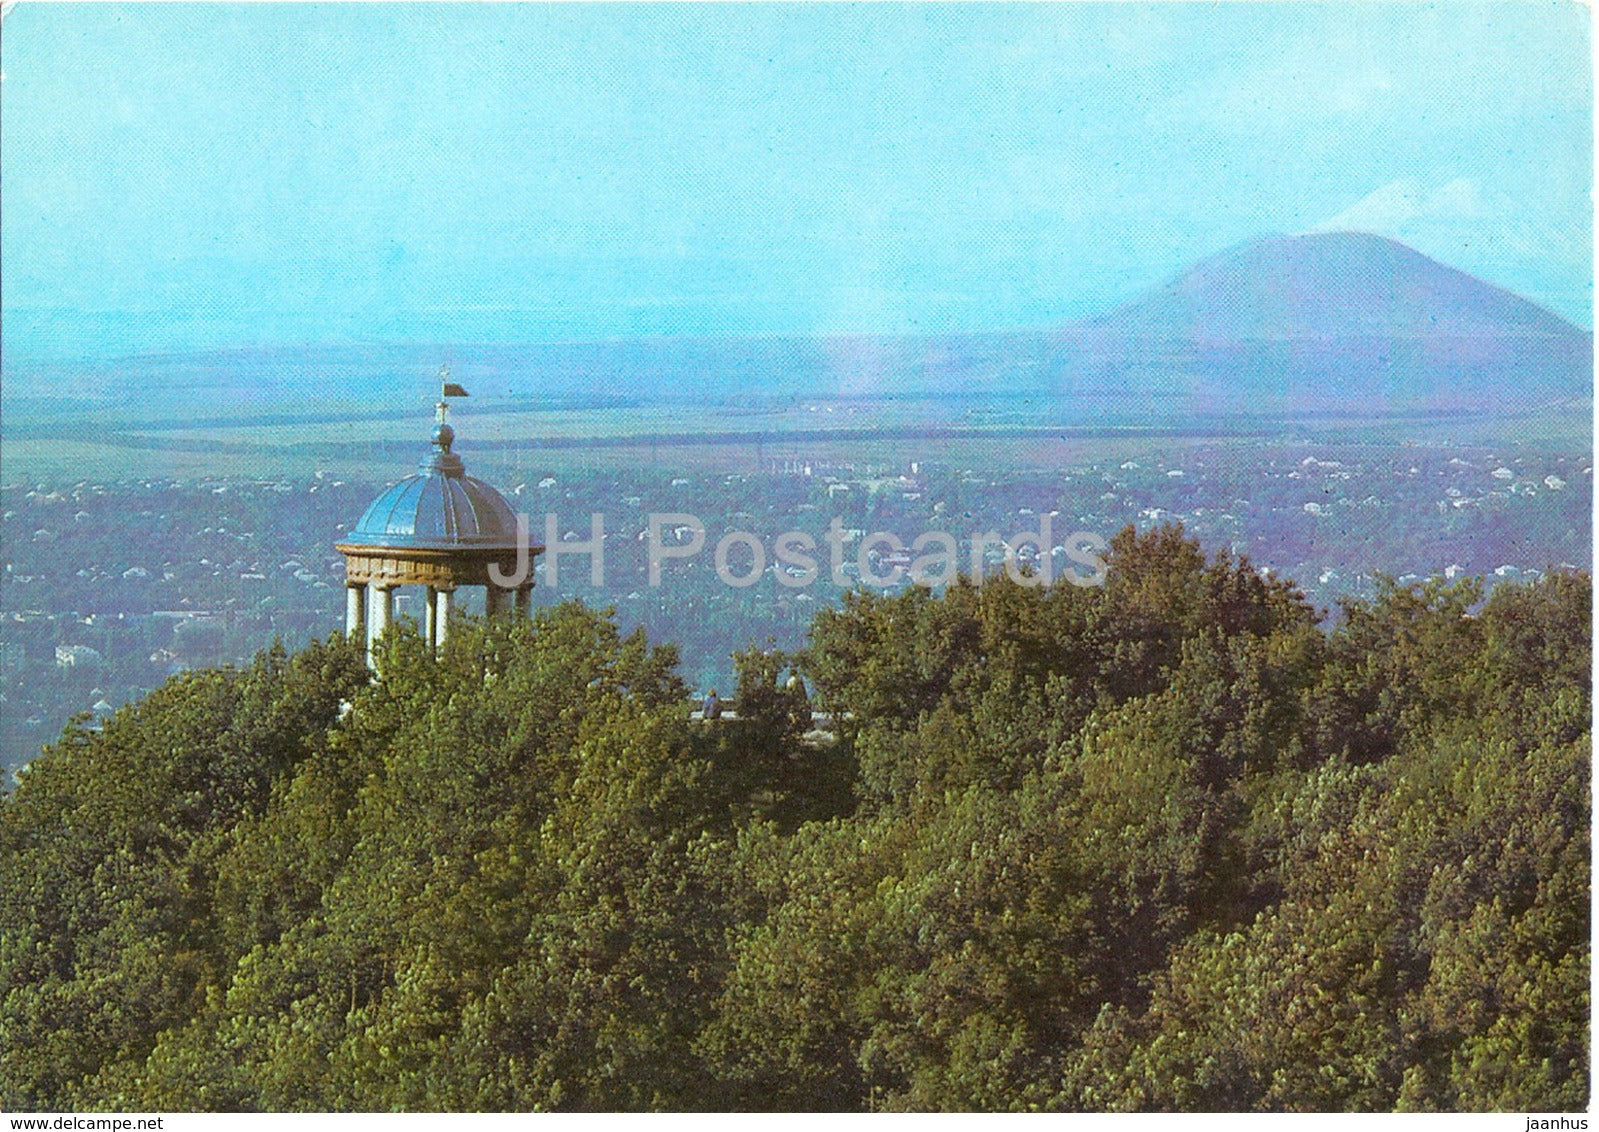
[437,363,468,423]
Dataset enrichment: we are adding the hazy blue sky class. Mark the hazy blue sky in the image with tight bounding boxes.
[1,2,1591,355]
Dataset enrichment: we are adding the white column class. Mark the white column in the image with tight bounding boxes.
[346,583,367,638]
[435,587,453,648]
[368,584,394,668]
[425,585,438,650]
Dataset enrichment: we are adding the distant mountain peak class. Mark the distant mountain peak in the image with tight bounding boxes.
[1084,231,1583,344]
[1057,231,1590,410]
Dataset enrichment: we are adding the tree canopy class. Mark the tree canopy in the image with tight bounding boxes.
[1,527,1587,1111]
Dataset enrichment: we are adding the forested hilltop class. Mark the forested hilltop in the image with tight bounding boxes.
[1,526,1588,1112]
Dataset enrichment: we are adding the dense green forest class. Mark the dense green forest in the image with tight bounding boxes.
[1,526,1588,1112]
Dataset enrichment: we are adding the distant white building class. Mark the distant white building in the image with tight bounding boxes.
[56,645,105,669]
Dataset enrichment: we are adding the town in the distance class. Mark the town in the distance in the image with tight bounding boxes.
[2,231,1590,783]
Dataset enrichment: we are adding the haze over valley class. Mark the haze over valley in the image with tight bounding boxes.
[4,231,1589,474]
